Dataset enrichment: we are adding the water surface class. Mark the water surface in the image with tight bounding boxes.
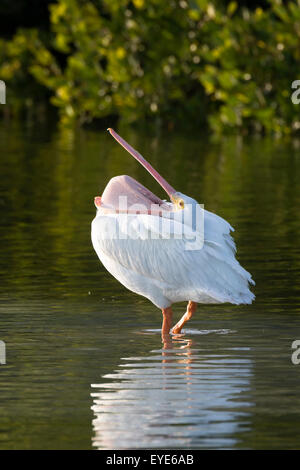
[0,121,300,449]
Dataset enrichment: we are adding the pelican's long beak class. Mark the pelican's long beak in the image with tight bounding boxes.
[107,128,176,199]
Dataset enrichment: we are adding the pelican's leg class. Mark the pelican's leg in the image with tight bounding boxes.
[171,301,197,334]
[161,306,173,337]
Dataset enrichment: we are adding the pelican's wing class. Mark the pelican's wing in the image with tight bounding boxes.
[92,211,255,304]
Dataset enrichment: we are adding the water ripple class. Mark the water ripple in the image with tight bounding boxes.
[91,335,253,449]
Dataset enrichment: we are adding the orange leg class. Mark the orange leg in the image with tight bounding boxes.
[171,301,197,334]
[161,306,173,337]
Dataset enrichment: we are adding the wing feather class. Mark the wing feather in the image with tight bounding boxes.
[92,210,255,305]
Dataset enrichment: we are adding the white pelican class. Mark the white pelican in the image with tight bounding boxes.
[91,129,255,336]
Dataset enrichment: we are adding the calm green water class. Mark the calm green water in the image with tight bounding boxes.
[0,121,300,449]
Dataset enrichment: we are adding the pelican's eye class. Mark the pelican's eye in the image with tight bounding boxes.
[179,199,185,209]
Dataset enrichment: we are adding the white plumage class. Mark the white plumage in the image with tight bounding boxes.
[91,129,255,334]
[92,194,254,309]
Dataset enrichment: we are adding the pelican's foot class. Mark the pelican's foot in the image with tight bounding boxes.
[171,314,188,334]
[171,326,182,334]
[171,301,197,334]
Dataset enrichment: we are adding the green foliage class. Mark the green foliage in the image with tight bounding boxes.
[1,0,300,133]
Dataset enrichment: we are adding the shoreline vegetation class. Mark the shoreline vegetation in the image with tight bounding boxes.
[0,0,300,134]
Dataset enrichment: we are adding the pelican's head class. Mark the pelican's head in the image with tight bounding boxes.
[170,192,201,232]
[97,129,198,217]
[170,192,197,211]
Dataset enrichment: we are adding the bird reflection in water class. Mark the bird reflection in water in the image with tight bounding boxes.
[91,331,252,450]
